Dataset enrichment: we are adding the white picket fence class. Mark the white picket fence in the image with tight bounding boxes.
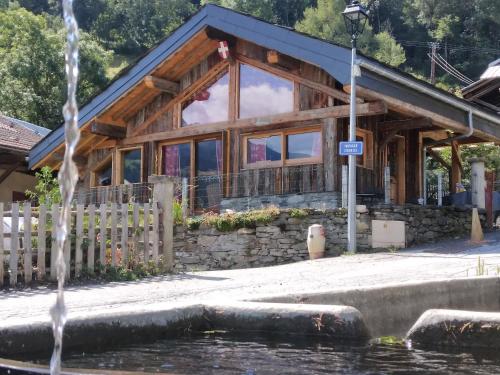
[0,201,167,287]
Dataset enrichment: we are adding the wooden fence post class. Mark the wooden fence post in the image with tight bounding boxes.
[143,202,150,262]
[132,203,139,257]
[23,202,32,284]
[99,203,107,266]
[0,203,4,285]
[75,204,84,277]
[64,206,71,279]
[88,204,95,273]
[37,204,46,280]
[148,175,174,271]
[10,203,19,287]
[50,204,58,281]
[121,203,128,266]
[111,203,117,266]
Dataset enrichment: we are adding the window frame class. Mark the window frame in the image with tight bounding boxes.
[117,146,144,185]
[90,154,114,188]
[242,126,322,169]
[356,128,374,169]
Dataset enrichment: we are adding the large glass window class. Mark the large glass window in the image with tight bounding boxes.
[286,131,321,160]
[95,160,112,187]
[195,139,223,209]
[161,143,191,178]
[246,135,281,165]
[181,72,229,126]
[121,148,142,184]
[239,64,294,119]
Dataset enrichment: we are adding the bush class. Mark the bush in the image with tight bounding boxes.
[289,208,308,219]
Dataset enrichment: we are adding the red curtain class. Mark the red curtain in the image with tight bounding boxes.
[249,138,266,163]
[163,145,180,176]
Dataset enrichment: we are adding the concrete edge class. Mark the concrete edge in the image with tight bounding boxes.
[0,301,370,358]
[407,309,500,349]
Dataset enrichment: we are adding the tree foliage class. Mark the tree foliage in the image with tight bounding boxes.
[295,0,406,67]
[0,7,111,129]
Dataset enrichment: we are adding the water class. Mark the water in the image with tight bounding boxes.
[32,333,500,374]
[50,0,80,374]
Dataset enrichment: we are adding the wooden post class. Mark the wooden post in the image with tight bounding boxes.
[75,204,84,277]
[143,202,150,262]
[37,204,46,280]
[342,165,348,208]
[148,175,174,271]
[99,203,107,266]
[50,204,58,281]
[451,141,461,194]
[152,202,159,263]
[0,203,4,285]
[133,203,139,256]
[64,206,71,279]
[323,98,338,192]
[88,204,95,273]
[111,203,117,266]
[10,203,19,287]
[384,166,391,204]
[23,203,32,284]
[121,203,128,266]
[181,177,188,221]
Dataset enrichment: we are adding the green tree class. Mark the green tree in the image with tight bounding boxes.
[295,0,406,67]
[0,8,111,129]
[202,0,315,26]
[25,166,61,205]
[91,0,196,54]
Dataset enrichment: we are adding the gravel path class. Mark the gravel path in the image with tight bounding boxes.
[1,232,499,326]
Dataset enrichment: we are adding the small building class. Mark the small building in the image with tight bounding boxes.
[29,5,500,212]
[0,115,49,203]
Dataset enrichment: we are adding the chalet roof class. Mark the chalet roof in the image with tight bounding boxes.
[29,4,500,169]
[0,114,49,154]
[462,58,500,111]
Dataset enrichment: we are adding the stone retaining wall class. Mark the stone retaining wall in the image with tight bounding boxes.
[173,205,485,272]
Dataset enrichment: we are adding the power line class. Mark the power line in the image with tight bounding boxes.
[427,52,474,85]
[397,40,500,54]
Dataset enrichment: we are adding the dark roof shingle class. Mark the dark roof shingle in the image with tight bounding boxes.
[0,115,49,153]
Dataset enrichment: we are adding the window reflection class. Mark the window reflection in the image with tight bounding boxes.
[122,149,141,184]
[247,135,281,164]
[286,132,321,160]
[239,64,293,119]
[162,143,191,178]
[95,161,112,186]
[182,72,229,126]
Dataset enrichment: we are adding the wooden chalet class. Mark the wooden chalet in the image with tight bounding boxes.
[29,5,500,211]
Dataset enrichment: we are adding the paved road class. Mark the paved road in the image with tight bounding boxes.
[1,232,499,326]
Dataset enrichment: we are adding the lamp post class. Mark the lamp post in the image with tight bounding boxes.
[342,0,368,253]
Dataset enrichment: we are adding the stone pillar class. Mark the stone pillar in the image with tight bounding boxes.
[148,175,174,271]
[470,158,486,209]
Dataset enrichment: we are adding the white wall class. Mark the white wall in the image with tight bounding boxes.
[0,169,37,203]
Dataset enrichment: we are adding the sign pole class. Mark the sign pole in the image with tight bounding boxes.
[347,40,357,253]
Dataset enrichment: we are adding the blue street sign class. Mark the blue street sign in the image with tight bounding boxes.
[339,141,363,156]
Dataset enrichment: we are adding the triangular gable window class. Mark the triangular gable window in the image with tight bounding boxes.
[239,64,293,119]
[181,71,229,126]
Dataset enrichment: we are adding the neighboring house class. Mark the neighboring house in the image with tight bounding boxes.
[462,58,500,114]
[0,115,49,203]
[29,5,500,212]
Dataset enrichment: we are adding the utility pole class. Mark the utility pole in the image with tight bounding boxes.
[430,42,437,84]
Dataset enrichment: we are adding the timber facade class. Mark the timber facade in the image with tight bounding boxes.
[29,5,500,212]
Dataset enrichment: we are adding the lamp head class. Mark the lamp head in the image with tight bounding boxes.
[342,0,369,40]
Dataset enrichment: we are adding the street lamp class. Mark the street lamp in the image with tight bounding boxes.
[342,0,368,253]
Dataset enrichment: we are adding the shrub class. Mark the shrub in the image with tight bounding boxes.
[289,208,308,219]
[193,206,280,232]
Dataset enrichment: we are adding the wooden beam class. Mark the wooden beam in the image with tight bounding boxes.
[379,129,400,150]
[451,141,464,175]
[144,76,179,95]
[378,117,433,132]
[123,101,387,145]
[90,121,126,138]
[267,50,299,71]
[428,148,451,170]
[95,139,117,150]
